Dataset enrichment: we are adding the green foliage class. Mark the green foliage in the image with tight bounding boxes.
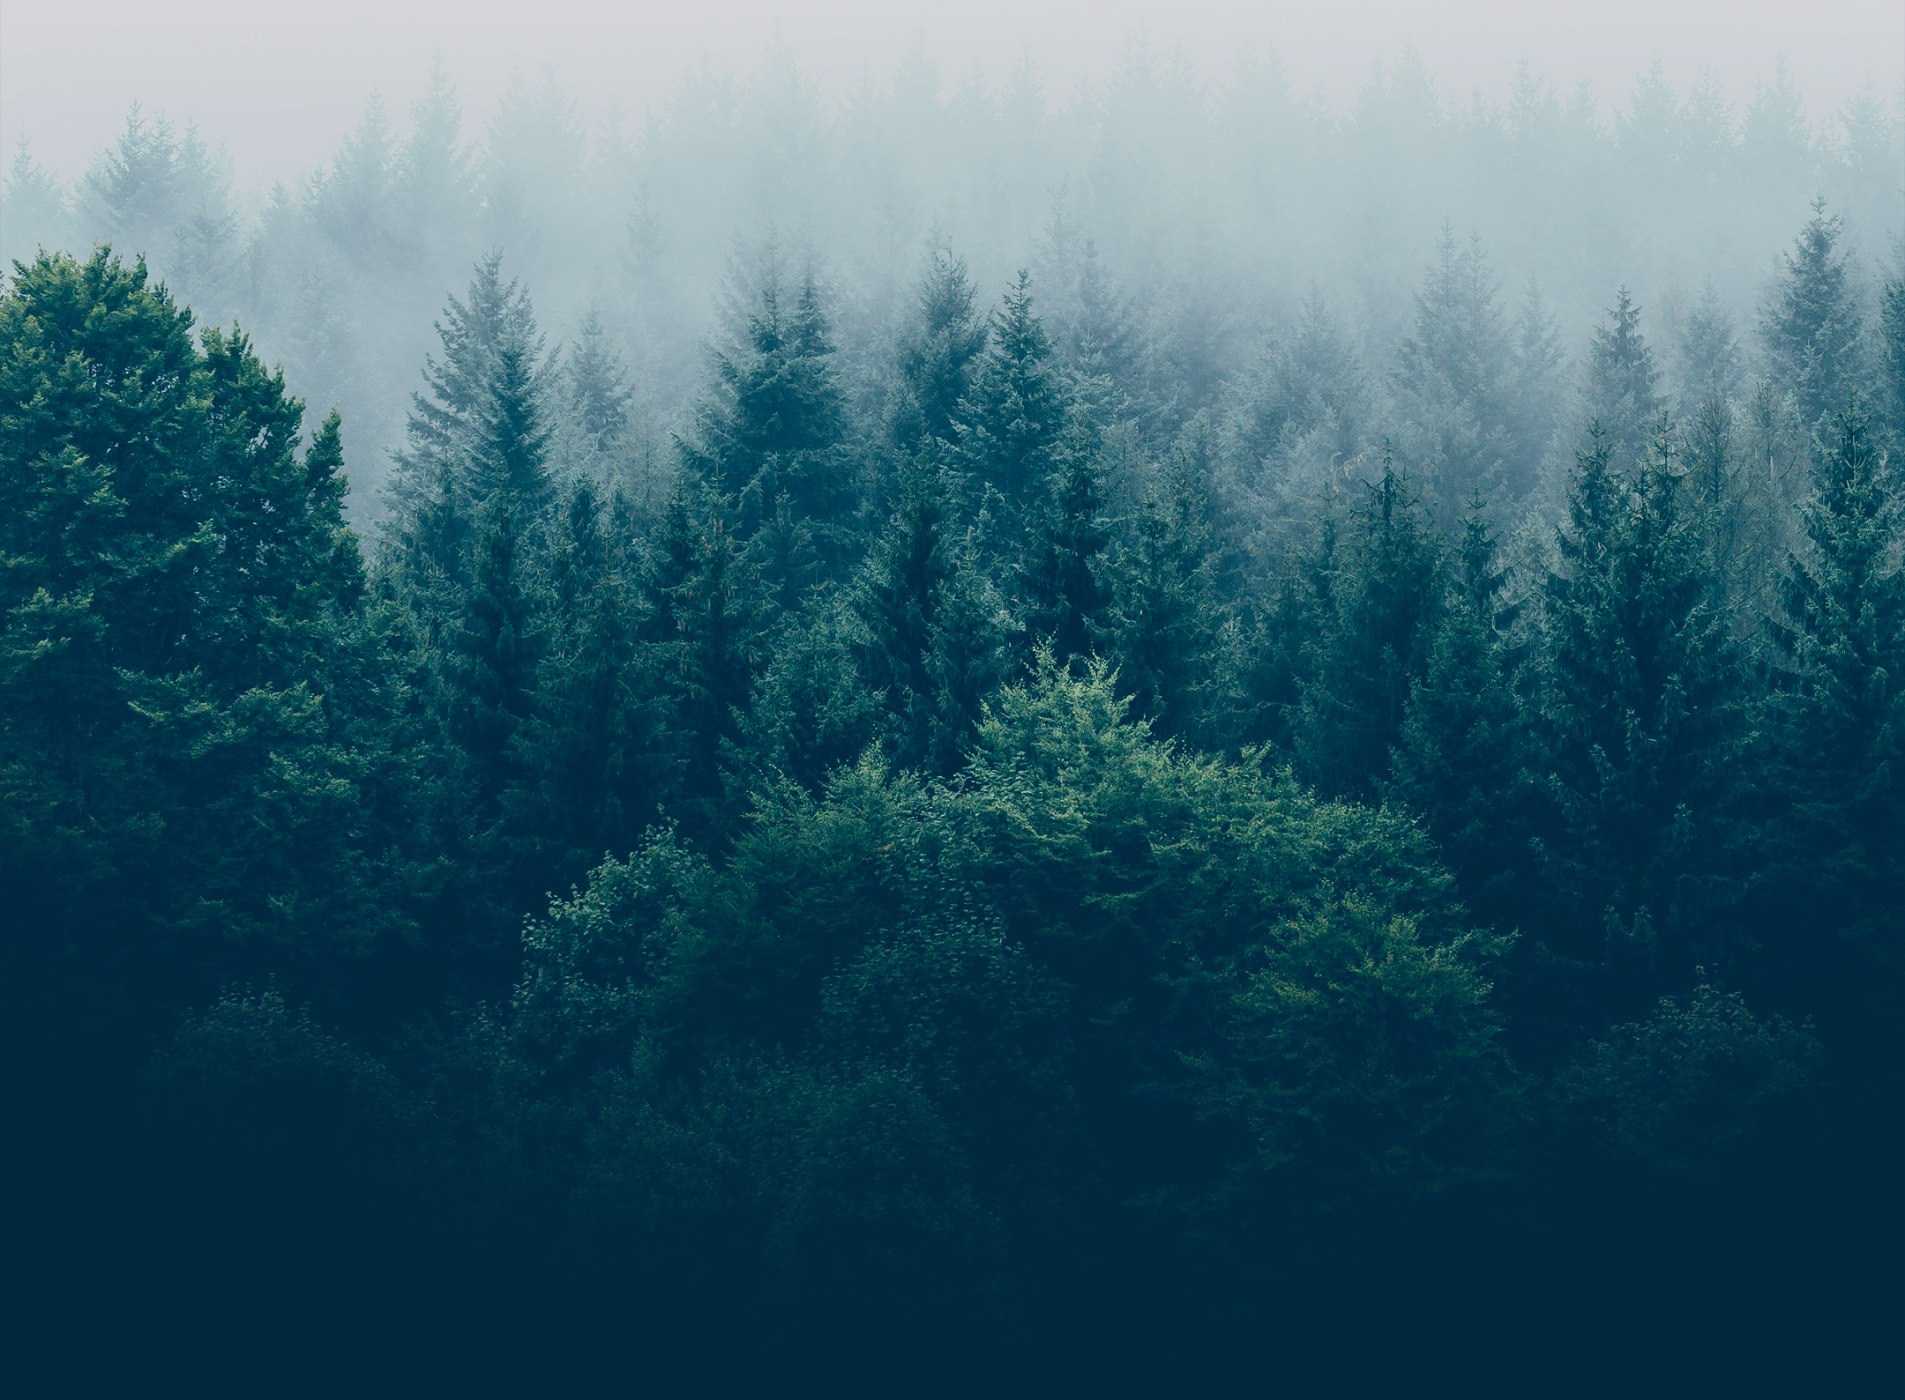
[681,266,851,544]
[1534,423,1746,978]
[955,270,1068,516]
[1296,455,1447,800]
[1760,199,1866,429]
[1764,404,1905,961]
[1560,986,1821,1174]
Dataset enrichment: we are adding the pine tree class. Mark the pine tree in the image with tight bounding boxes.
[447,498,544,819]
[1536,421,1744,986]
[1295,452,1446,800]
[1674,280,1743,405]
[1392,228,1516,519]
[81,105,182,265]
[682,267,850,545]
[1764,404,1905,957]
[567,308,635,452]
[853,452,953,768]
[1761,200,1866,429]
[1020,412,1113,672]
[894,250,988,453]
[1386,499,1528,921]
[954,271,1068,517]
[1104,449,1223,742]
[1,140,71,269]
[383,255,542,594]
[1582,287,1662,473]
[1876,274,1905,445]
[639,478,760,835]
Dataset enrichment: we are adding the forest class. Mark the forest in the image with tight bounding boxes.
[5,47,1904,1376]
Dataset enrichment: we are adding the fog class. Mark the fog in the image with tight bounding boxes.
[2,3,1901,520]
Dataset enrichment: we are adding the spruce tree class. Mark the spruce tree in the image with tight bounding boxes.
[1536,421,1744,987]
[1764,403,1905,958]
[1386,498,1528,921]
[1761,200,1866,429]
[682,267,850,544]
[1020,412,1113,672]
[1392,228,1516,519]
[853,452,953,768]
[1582,287,1662,474]
[1295,453,1446,801]
[1104,450,1223,742]
[1877,274,1905,445]
[954,271,1068,517]
[894,251,988,453]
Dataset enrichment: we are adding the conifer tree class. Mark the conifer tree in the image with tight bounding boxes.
[1387,499,1528,918]
[1392,229,1516,519]
[682,267,850,544]
[1877,274,1905,445]
[955,271,1068,517]
[1761,200,1866,429]
[853,452,953,768]
[1582,287,1662,473]
[1536,421,1744,986]
[383,255,543,593]
[1020,412,1113,671]
[894,251,988,453]
[447,498,544,819]
[1674,281,1743,404]
[1295,453,1446,800]
[1104,449,1222,741]
[1764,404,1905,956]
[639,478,761,834]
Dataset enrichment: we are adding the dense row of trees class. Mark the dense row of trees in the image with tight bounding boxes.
[5,51,1898,531]
[7,165,1901,1342]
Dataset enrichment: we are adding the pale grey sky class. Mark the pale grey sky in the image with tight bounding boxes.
[3,0,1899,186]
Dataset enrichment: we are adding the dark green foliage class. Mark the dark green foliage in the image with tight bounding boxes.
[1533,423,1745,984]
[1386,499,1529,922]
[893,250,988,453]
[0,249,391,978]
[1760,200,1866,429]
[1104,449,1224,742]
[1296,454,1447,800]
[1560,986,1821,1174]
[1764,404,1905,961]
[954,271,1068,516]
[1020,413,1114,671]
[13,199,1901,1326]
[1878,275,1905,444]
[682,267,852,546]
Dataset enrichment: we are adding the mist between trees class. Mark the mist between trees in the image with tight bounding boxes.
[4,43,1904,1365]
[3,49,1900,522]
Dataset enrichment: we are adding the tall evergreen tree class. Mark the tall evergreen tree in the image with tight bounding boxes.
[1582,287,1662,474]
[682,267,851,549]
[1295,453,1446,800]
[1386,498,1529,922]
[1535,422,1744,988]
[853,452,954,768]
[1392,229,1517,518]
[1764,404,1905,960]
[1104,449,1223,742]
[893,251,988,454]
[1020,413,1113,671]
[1876,274,1905,446]
[1761,200,1866,429]
[954,271,1068,517]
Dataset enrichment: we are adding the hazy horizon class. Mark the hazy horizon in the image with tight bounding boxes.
[5,1,1901,189]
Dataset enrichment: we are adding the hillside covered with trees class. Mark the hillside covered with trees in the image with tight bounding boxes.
[5,50,1903,1376]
